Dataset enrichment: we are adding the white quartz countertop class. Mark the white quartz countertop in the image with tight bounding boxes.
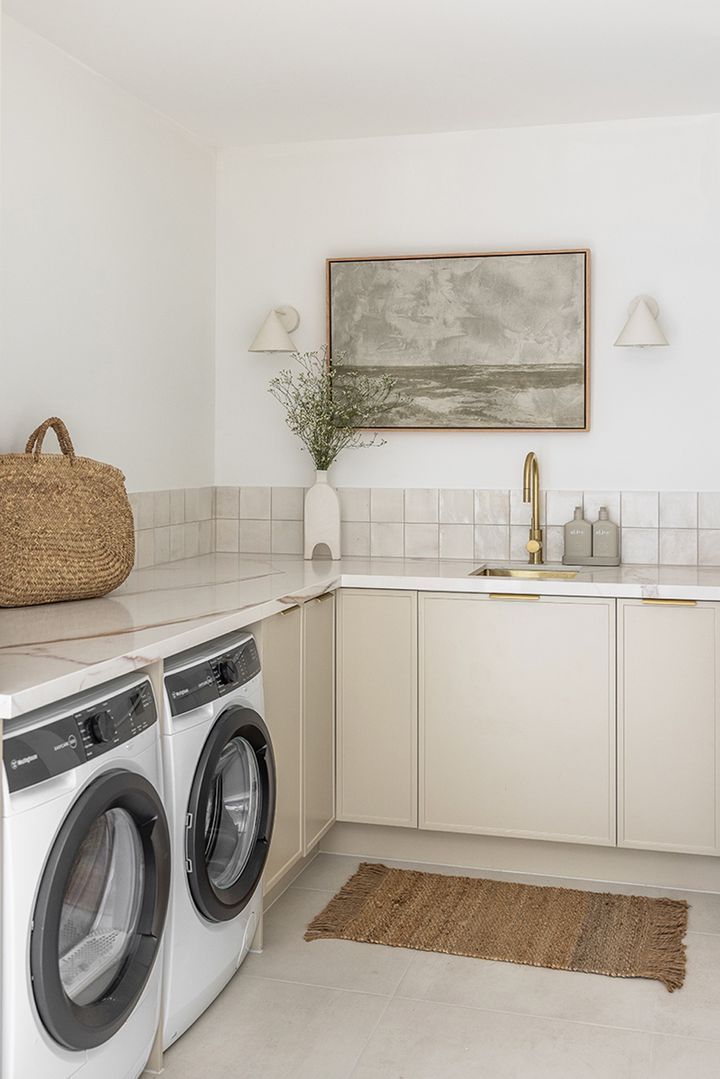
[3,553,720,718]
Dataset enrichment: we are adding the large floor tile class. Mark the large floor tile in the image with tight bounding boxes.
[648,888,720,935]
[349,997,653,1079]
[651,932,720,1040]
[293,853,362,892]
[649,1033,720,1078]
[390,917,719,1040]
[161,975,388,1079]
[396,949,662,1032]
[293,854,555,893]
[294,854,582,894]
[243,886,413,994]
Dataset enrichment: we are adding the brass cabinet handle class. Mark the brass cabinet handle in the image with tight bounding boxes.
[280,604,299,616]
[489,593,541,601]
[642,598,697,607]
[314,592,333,603]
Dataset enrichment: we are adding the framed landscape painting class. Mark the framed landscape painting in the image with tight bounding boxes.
[327,249,590,430]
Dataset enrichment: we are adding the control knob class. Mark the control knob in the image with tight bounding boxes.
[217,658,239,686]
[89,710,115,744]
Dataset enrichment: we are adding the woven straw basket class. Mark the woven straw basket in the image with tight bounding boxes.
[0,418,135,607]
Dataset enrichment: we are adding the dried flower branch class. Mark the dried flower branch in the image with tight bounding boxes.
[268,348,404,471]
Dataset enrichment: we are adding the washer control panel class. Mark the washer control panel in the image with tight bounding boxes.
[165,637,261,716]
[76,679,156,760]
[3,679,157,793]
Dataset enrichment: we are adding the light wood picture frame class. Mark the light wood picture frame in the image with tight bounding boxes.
[327,249,590,431]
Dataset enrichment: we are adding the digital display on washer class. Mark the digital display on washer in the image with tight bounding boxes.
[3,680,157,793]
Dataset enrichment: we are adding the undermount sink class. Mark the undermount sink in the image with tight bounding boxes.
[469,566,579,580]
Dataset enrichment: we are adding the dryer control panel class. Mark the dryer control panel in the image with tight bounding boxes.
[3,679,157,793]
[165,637,261,716]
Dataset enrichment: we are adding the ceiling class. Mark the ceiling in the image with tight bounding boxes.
[5,0,720,146]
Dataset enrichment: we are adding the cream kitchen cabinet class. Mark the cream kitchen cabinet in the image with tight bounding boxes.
[337,589,418,827]
[618,599,720,855]
[419,592,616,845]
[261,591,336,890]
[261,605,304,892]
[303,591,336,853]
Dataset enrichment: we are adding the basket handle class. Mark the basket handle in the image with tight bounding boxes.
[25,417,77,462]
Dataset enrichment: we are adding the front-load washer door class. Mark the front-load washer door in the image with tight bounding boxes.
[30,769,170,1050]
[186,705,275,922]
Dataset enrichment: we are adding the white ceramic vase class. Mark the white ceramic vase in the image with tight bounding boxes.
[304,470,341,560]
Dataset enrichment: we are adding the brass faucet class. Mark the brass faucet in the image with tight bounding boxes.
[522,451,543,565]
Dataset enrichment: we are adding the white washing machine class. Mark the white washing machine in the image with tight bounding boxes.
[161,630,275,1049]
[1,673,171,1079]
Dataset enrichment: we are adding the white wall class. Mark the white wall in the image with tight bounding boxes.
[216,115,720,491]
[1,18,216,491]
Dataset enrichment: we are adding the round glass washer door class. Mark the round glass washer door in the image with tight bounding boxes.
[205,736,261,891]
[31,770,170,1051]
[59,807,145,1006]
[186,705,275,923]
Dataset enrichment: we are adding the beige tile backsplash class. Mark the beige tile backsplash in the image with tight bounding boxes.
[271,486,304,521]
[130,486,215,567]
[404,488,439,523]
[621,491,659,529]
[439,488,473,525]
[439,523,474,559]
[239,519,271,553]
[129,485,716,567]
[370,522,404,558]
[660,491,698,529]
[240,485,271,520]
[370,488,404,523]
[405,522,439,559]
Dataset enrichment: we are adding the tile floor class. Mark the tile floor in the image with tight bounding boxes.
[161,854,720,1078]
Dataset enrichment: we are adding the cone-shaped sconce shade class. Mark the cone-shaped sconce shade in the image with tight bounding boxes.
[614,296,668,347]
[249,306,300,352]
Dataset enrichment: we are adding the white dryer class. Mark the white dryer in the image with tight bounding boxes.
[1,673,170,1079]
[161,630,275,1049]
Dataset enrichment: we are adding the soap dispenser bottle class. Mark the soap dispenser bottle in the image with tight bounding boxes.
[563,506,592,561]
[593,507,619,560]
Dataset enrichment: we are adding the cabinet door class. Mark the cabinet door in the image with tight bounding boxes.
[303,592,335,853]
[619,599,720,855]
[337,589,418,827]
[420,592,615,845]
[261,606,303,893]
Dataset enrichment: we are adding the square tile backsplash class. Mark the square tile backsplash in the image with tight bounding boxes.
[128,485,716,568]
[130,486,215,568]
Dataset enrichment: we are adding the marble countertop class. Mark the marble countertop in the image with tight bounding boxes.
[3,553,720,718]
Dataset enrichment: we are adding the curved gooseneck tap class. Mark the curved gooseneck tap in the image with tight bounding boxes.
[522,452,543,565]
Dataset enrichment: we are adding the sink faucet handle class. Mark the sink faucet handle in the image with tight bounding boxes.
[526,538,542,555]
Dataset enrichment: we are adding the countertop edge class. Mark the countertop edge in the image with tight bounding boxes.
[2,559,718,719]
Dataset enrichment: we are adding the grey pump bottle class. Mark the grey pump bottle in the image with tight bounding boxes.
[564,506,592,559]
[593,506,619,559]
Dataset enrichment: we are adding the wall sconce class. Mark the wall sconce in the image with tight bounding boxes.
[248,306,300,353]
[614,296,668,348]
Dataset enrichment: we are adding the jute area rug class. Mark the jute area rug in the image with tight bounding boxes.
[305,863,688,992]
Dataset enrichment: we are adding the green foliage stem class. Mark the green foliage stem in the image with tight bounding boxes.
[268,348,402,471]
